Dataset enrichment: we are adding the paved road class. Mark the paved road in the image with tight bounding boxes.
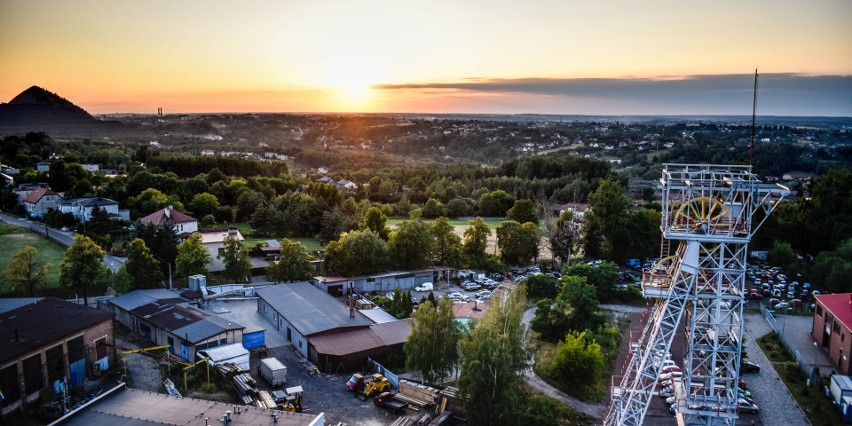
[742,312,811,426]
[0,212,125,273]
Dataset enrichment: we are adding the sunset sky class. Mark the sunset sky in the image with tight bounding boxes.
[1,0,851,116]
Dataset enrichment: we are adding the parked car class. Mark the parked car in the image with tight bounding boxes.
[741,361,760,373]
[414,282,433,292]
[476,290,493,299]
[737,399,760,414]
[775,301,790,310]
[447,291,469,302]
[462,281,481,291]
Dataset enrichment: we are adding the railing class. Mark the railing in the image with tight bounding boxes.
[760,303,813,375]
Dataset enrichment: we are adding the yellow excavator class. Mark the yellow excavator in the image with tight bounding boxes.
[356,375,390,401]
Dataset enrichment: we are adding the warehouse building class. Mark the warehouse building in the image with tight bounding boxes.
[812,293,852,374]
[0,298,114,417]
[256,283,413,373]
[106,289,244,362]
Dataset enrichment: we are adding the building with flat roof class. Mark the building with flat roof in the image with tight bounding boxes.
[54,383,324,426]
[106,290,244,362]
[0,298,114,416]
[812,293,852,374]
[312,266,452,297]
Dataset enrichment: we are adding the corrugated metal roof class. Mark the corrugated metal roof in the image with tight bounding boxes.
[359,308,397,324]
[309,328,385,357]
[200,342,249,362]
[372,319,413,346]
[256,282,371,336]
[0,297,43,314]
[108,289,184,311]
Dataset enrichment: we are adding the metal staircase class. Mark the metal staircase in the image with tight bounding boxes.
[604,164,788,426]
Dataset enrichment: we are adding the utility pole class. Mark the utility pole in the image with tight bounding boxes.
[750,68,759,166]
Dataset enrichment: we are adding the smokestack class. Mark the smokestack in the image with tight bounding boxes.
[349,282,355,318]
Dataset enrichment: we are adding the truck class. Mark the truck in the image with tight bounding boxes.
[346,373,382,392]
[373,391,409,414]
[259,357,287,387]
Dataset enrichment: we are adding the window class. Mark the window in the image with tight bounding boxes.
[218,248,225,256]
[96,338,108,359]
[298,340,302,348]
[843,334,846,343]
[817,305,823,317]
[23,354,43,393]
[835,323,841,334]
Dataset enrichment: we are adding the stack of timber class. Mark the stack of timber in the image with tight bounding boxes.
[435,386,464,420]
[216,362,242,378]
[390,418,416,426]
[398,380,439,409]
[255,390,277,409]
[232,372,259,404]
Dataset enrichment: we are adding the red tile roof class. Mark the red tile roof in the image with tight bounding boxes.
[139,207,197,226]
[816,293,852,331]
[22,187,57,204]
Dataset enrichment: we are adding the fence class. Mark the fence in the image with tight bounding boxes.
[760,303,815,377]
[367,357,399,389]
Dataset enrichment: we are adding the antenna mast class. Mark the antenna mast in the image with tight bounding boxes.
[750,68,759,166]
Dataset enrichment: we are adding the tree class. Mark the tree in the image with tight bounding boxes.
[583,178,631,261]
[477,190,515,217]
[768,240,797,269]
[189,192,220,218]
[267,239,314,282]
[132,188,183,216]
[507,199,538,224]
[125,238,163,289]
[525,273,559,298]
[565,261,620,303]
[496,220,539,266]
[323,230,389,276]
[430,217,463,267]
[389,220,433,270]
[60,234,107,306]
[405,297,462,384]
[462,217,490,267]
[219,236,252,283]
[544,331,605,399]
[175,232,211,280]
[133,222,179,278]
[87,205,112,236]
[458,286,528,425]
[531,275,603,341]
[361,207,390,240]
[422,198,447,219]
[550,210,578,265]
[3,246,50,296]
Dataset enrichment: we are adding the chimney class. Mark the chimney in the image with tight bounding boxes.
[349,282,355,318]
[165,206,171,218]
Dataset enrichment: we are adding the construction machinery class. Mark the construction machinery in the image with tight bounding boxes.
[346,373,382,392]
[281,386,303,412]
[356,375,391,400]
[604,164,788,426]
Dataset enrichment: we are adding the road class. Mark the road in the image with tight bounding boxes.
[0,212,126,273]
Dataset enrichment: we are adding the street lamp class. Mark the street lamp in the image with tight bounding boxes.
[813,341,819,366]
[152,253,174,290]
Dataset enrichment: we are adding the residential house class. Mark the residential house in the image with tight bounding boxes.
[0,298,115,416]
[80,164,99,173]
[12,182,50,203]
[23,187,62,218]
[60,197,129,222]
[139,206,198,236]
[198,228,244,272]
[36,161,52,173]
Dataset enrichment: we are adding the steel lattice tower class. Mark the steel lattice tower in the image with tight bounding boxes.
[603,164,788,426]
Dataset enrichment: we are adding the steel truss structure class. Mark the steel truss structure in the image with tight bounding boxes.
[604,164,788,426]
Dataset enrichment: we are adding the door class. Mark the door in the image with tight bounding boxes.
[180,343,189,360]
[69,358,87,386]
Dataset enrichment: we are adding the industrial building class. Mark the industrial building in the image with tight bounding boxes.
[53,383,324,426]
[311,266,452,297]
[812,293,852,374]
[0,298,115,417]
[105,289,245,362]
[256,282,413,373]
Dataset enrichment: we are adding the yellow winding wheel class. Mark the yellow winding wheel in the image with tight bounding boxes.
[673,197,729,231]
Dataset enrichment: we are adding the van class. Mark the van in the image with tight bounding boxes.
[415,282,433,292]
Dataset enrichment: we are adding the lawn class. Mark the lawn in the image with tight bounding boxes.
[757,331,845,426]
[386,217,505,228]
[0,225,66,291]
[228,223,325,254]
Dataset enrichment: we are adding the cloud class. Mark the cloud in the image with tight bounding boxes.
[372,74,852,116]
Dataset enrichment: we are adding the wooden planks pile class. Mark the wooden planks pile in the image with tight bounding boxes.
[216,362,242,378]
[435,386,464,420]
[255,390,277,409]
[232,372,259,405]
[398,379,439,408]
[390,418,416,426]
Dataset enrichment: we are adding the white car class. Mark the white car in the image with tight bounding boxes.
[415,282,433,292]
[659,371,683,381]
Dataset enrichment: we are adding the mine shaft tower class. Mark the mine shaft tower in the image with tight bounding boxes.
[604,163,788,426]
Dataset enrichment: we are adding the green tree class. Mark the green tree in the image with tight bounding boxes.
[132,188,184,216]
[422,198,447,219]
[87,205,112,236]
[125,238,163,289]
[496,220,539,266]
[458,286,528,425]
[389,219,433,270]
[405,297,462,384]
[189,192,220,218]
[525,273,559,298]
[430,217,463,267]
[3,245,50,296]
[361,206,390,240]
[175,232,211,280]
[550,210,578,265]
[477,190,515,217]
[768,240,797,269]
[545,331,605,399]
[565,261,620,303]
[267,239,314,282]
[324,230,389,276]
[462,217,490,268]
[133,222,179,278]
[60,234,107,306]
[219,236,252,283]
[531,275,603,341]
[507,199,539,224]
[583,178,631,261]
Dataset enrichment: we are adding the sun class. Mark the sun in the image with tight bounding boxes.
[322,57,382,109]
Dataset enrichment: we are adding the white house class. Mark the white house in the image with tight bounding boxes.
[23,187,61,218]
[81,164,100,173]
[36,161,52,173]
[139,206,198,236]
[13,183,51,203]
[199,229,244,272]
[60,197,128,222]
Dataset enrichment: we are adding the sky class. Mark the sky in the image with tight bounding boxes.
[1,0,851,116]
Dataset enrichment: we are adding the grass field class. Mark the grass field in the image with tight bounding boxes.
[0,225,66,290]
[386,217,505,228]
[229,223,325,253]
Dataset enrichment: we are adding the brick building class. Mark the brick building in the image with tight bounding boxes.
[0,298,115,416]
[812,293,852,374]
